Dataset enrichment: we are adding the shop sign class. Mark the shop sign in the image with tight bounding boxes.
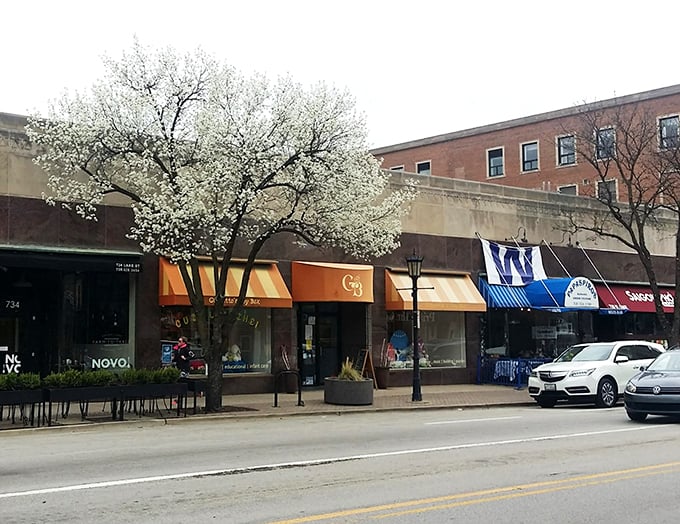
[1,346,21,373]
[625,289,675,309]
[532,326,557,340]
[342,274,364,298]
[115,261,141,273]
[564,277,598,309]
[91,357,132,369]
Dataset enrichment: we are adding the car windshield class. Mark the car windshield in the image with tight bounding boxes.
[647,352,680,371]
[554,343,615,362]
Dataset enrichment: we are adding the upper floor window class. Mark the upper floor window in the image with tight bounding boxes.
[596,127,616,160]
[416,161,431,176]
[521,141,539,172]
[390,165,405,171]
[487,148,504,177]
[597,179,617,201]
[659,115,680,150]
[557,135,576,166]
[558,184,577,196]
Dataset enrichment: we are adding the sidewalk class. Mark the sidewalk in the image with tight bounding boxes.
[0,384,534,431]
[214,383,534,418]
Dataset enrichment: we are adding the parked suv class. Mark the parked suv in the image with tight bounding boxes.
[528,341,665,408]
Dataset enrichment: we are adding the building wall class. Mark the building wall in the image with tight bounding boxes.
[372,85,680,195]
[2,110,677,389]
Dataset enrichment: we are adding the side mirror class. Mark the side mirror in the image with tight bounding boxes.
[638,366,646,372]
[615,355,629,364]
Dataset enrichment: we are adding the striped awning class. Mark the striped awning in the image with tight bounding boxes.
[478,278,532,308]
[385,270,487,312]
[159,258,292,308]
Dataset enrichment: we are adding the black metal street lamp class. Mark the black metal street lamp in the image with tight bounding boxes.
[406,250,423,402]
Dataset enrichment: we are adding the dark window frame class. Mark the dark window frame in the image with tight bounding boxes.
[521,141,539,172]
[596,127,616,160]
[557,135,576,166]
[415,160,431,176]
[557,184,578,195]
[659,115,680,150]
[487,147,504,177]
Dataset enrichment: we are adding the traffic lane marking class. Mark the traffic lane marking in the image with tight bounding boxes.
[0,425,658,500]
[271,461,680,523]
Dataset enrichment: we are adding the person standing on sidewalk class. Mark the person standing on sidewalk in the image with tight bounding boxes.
[173,336,193,378]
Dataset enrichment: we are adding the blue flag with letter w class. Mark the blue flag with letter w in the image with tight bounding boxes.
[480,238,547,286]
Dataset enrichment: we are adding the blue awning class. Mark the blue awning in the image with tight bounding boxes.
[525,277,599,312]
[478,278,532,308]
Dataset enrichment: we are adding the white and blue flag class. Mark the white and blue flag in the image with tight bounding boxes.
[480,238,547,286]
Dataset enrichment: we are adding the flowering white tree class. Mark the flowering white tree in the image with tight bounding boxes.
[26,41,417,410]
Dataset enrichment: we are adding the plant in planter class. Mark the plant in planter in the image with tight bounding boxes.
[0,373,44,426]
[373,342,391,390]
[0,372,43,403]
[324,358,374,406]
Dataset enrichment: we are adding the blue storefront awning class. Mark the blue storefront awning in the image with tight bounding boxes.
[525,277,599,312]
[478,278,532,308]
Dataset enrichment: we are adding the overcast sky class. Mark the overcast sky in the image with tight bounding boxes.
[4,1,678,148]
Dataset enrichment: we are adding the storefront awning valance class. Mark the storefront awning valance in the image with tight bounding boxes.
[385,270,487,312]
[291,261,374,302]
[596,284,675,313]
[478,278,532,308]
[525,277,599,312]
[159,258,292,308]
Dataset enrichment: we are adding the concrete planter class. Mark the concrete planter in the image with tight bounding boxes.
[323,377,374,405]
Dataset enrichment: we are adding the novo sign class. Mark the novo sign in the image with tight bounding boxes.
[91,357,132,370]
[1,346,21,373]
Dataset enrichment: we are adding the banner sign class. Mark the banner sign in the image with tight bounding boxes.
[480,238,547,286]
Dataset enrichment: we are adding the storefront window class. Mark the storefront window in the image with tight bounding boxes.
[68,272,133,370]
[386,311,466,368]
[74,273,129,345]
[160,306,272,373]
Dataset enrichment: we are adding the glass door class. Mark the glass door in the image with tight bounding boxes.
[297,303,339,386]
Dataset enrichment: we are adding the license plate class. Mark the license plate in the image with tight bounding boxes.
[544,383,556,391]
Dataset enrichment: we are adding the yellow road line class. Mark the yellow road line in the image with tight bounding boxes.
[270,461,680,523]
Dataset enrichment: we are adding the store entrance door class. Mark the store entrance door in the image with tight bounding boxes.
[298,303,339,386]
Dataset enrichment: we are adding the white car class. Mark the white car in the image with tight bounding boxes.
[528,341,665,408]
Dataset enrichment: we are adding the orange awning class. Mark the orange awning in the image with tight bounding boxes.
[385,270,486,312]
[159,258,292,308]
[292,261,374,302]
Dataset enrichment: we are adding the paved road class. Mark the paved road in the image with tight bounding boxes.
[2,403,679,523]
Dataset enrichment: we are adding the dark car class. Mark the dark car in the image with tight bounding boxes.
[624,349,680,421]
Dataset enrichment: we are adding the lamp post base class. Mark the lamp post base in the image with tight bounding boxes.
[412,376,422,402]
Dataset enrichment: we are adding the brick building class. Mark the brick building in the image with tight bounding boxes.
[2,106,678,394]
[371,84,680,197]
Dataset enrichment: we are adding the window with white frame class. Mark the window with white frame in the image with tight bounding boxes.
[521,141,539,172]
[390,165,405,171]
[597,179,617,201]
[416,161,431,175]
[659,116,680,150]
[487,148,504,177]
[558,184,578,195]
[596,128,616,160]
[557,135,576,166]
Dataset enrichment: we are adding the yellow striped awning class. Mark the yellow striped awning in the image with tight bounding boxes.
[385,270,487,312]
[159,258,292,308]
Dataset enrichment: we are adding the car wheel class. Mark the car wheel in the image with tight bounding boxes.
[595,377,617,408]
[537,397,557,408]
[626,410,648,422]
